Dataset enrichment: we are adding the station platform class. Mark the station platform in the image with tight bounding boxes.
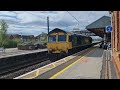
[51,47,103,79]
[0,48,48,59]
[49,47,117,79]
[52,49,117,79]
[15,45,118,79]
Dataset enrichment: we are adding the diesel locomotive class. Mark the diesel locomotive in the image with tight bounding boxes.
[47,28,92,57]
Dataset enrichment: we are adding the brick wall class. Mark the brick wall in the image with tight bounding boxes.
[112,11,120,52]
[112,11,120,76]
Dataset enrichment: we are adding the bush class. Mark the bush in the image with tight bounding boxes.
[2,40,17,48]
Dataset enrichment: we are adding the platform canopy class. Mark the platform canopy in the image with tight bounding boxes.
[86,16,111,38]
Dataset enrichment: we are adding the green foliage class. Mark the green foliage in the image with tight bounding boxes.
[0,19,21,48]
[0,39,17,48]
[14,38,22,44]
[0,19,8,47]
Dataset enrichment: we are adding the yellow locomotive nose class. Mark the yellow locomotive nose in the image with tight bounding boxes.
[47,42,68,53]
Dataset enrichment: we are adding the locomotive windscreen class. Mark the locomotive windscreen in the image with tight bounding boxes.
[48,35,56,42]
[58,35,66,42]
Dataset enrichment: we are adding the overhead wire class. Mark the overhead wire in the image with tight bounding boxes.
[66,11,85,30]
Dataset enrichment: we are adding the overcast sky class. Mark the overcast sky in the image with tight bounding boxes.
[0,11,109,37]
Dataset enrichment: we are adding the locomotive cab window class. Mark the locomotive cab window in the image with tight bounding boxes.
[69,36,72,42]
[58,35,66,42]
[48,35,56,42]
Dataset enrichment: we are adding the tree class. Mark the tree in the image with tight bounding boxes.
[0,20,8,47]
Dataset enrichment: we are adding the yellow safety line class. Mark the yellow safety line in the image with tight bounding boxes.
[49,48,96,79]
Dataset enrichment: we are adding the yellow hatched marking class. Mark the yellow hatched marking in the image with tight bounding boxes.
[64,58,67,62]
[52,63,56,67]
[36,70,40,76]
[24,67,53,79]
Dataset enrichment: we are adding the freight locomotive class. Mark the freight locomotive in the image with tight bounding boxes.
[47,28,92,60]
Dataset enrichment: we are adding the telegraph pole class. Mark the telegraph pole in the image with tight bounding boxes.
[47,16,49,34]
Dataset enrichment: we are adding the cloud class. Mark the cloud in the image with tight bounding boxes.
[0,11,109,36]
[0,11,17,17]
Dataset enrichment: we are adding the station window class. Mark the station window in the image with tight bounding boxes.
[58,35,66,42]
[48,35,56,42]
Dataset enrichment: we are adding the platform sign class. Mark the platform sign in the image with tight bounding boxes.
[105,26,112,32]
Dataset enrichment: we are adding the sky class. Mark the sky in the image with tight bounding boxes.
[0,11,110,38]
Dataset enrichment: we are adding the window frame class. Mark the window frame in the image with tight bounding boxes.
[58,35,66,42]
[48,35,56,42]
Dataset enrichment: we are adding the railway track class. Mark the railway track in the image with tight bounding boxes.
[0,56,50,79]
[0,52,69,79]
[0,51,78,78]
